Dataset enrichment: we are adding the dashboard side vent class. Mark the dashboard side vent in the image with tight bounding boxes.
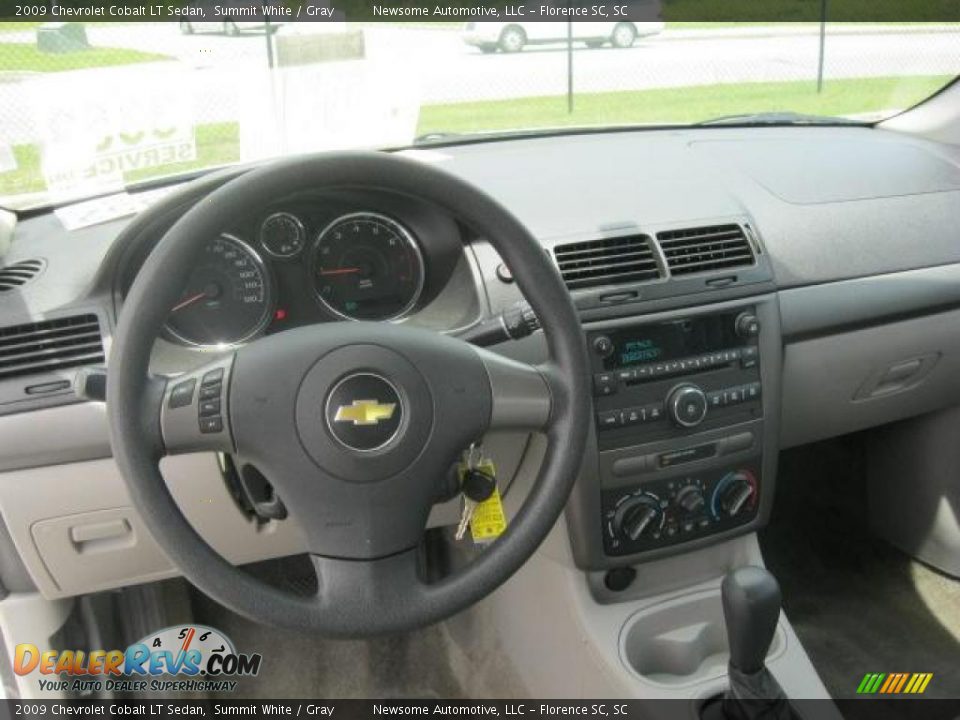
[657,224,754,276]
[553,234,661,290]
[0,259,45,293]
[0,314,104,381]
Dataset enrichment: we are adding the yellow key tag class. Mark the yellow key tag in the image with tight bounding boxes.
[469,485,507,545]
[470,487,507,543]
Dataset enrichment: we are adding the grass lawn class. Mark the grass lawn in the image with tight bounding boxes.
[0,22,41,33]
[416,75,952,136]
[0,42,170,72]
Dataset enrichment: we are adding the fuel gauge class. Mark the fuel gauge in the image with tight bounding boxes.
[260,212,305,259]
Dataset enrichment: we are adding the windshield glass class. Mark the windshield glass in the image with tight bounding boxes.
[0,20,957,209]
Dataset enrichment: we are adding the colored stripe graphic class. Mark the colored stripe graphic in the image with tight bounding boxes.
[893,674,909,693]
[879,674,896,694]
[858,673,884,694]
[857,672,932,694]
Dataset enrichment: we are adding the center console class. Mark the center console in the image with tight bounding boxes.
[566,296,781,569]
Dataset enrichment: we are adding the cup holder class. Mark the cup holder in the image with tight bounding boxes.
[620,588,784,687]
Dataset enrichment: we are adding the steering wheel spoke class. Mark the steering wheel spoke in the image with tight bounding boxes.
[310,549,427,630]
[159,355,236,456]
[477,347,553,432]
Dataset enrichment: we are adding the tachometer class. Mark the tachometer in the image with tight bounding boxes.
[165,234,272,347]
[311,212,425,321]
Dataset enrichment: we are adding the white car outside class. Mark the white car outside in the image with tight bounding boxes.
[463,21,665,53]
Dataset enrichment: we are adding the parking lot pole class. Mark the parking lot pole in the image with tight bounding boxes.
[265,20,275,69]
[567,20,574,113]
[817,0,827,92]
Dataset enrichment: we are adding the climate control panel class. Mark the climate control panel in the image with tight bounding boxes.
[601,463,760,556]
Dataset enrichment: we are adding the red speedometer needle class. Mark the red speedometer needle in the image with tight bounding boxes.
[171,291,207,312]
[319,267,361,276]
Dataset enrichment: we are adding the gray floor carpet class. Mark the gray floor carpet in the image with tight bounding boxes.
[760,435,960,704]
[190,582,467,699]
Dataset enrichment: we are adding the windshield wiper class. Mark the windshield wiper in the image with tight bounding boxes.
[697,111,865,127]
[413,128,543,145]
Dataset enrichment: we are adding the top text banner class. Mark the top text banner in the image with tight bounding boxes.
[1,0,960,22]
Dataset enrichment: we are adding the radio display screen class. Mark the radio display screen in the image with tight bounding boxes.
[602,313,742,370]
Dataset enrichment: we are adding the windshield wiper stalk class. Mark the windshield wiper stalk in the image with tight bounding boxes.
[698,111,865,127]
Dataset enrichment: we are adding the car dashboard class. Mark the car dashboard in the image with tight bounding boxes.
[2,125,960,599]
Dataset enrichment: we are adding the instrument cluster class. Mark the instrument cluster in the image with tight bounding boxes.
[157,196,463,348]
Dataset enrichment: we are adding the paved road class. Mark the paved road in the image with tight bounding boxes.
[1,24,959,146]
[23,23,960,99]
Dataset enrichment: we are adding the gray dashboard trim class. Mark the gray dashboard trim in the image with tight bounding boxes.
[0,402,111,473]
[779,262,960,341]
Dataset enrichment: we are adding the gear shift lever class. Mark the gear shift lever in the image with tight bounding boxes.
[722,566,782,674]
[699,567,797,720]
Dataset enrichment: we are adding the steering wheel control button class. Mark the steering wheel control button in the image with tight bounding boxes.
[199,399,221,416]
[168,379,196,409]
[325,373,403,452]
[201,368,224,386]
[199,383,221,400]
[160,359,234,455]
[199,416,223,434]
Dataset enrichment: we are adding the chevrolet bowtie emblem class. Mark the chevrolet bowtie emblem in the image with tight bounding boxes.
[333,399,397,426]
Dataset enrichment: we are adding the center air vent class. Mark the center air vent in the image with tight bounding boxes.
[0,314,104,381]
[553,234,661,291]
[0,259,45,293]
[657,225,754,276]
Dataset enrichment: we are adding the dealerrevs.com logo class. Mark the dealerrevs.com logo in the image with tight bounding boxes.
[14,625,262,694]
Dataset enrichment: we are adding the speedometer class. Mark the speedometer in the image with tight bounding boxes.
[310,212,425,321]
[165,234,272,347]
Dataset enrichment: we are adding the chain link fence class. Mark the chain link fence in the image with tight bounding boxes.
[1,19,959,206]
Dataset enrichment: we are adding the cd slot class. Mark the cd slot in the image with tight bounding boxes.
[618,347,755,385]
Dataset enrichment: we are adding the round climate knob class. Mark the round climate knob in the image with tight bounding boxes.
[718,472,756,518]
[614,495,663,541]
[677,485,706,514]
[668,383,708,428]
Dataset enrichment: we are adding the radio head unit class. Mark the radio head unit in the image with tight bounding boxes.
[588,309,762,451]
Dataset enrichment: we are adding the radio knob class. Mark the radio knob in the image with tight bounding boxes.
[735,312,761,338]
[719,472,756,518]
[667,383,708,428]
[614,495,663,541]
[676,485,706,514]
[593,335,614,358]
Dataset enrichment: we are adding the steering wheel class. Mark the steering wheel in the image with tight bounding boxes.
[108,151,590,636]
